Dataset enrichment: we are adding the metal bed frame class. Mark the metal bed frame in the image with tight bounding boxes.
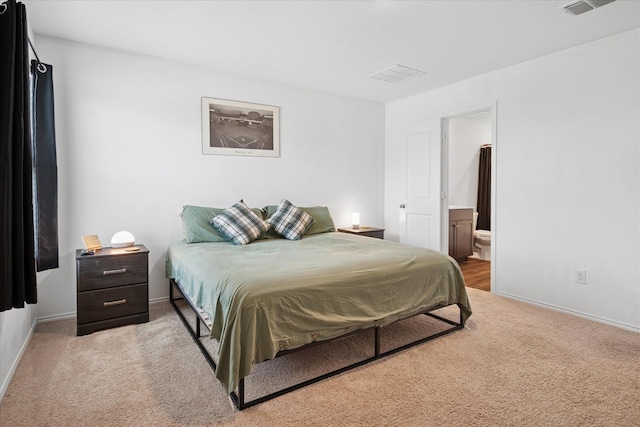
[169,278,465,411]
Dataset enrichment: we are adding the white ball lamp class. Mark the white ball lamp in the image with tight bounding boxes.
[111,231,135,248]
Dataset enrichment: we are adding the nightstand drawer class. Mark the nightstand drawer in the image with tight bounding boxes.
[77,283,148,324]
[77,253,147,291]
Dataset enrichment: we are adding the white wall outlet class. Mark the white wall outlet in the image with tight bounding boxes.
[575,269,587,284]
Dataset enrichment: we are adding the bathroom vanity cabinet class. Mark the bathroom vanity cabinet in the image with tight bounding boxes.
[449,208,473,262]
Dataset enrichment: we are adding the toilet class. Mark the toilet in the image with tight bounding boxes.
[472,212,491,261]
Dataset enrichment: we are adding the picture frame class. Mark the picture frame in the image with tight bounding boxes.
[201,97,280,157]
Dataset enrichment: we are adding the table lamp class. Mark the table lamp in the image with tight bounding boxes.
[111,231,135,248]
[352,212,360,230]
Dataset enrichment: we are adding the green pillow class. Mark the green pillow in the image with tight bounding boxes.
[182,205,265,243]
[264,205,335,236]
[182,205,228,243]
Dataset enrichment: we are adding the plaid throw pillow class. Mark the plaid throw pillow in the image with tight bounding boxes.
[268,199,316,240]
[210,201,270,245]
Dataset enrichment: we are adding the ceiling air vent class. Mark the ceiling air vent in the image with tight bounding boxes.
[561,0,616,16]
[369,64,425,83]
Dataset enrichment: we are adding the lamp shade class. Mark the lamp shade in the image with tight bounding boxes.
[111,231,135,248]
[351,212,360,230]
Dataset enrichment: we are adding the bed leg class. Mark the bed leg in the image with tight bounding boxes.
[460,309,465,328]
[238,378,245,410]
[196,318,201,337]
[375,327,381,358]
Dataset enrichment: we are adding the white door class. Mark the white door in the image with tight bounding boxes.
[399,119,442,250]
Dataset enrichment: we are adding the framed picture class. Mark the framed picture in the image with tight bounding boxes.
[201,97,280,157]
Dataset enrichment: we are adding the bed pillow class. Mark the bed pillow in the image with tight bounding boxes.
[267,199,316,240]
[210,200,270,245]
[264,205,335,236]
[182,205,229,243]
[182,205,267,243]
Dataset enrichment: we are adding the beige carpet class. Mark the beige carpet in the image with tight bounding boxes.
[1,288,638,427]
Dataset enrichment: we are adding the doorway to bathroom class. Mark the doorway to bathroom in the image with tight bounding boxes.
[442,107,494,292]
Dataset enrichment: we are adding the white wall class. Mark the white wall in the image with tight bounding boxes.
[386,29,640,331]
[32,37,385,319]
[448,114,491,209]
[0,306,34,400]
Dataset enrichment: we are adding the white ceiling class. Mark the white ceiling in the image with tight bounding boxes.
[23,0,640,103]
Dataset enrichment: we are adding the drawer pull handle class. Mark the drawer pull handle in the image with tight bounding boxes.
[103,268,127,275]
[104,298,127,307]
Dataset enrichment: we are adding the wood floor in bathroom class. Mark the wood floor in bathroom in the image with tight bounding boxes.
[459,258,490,291]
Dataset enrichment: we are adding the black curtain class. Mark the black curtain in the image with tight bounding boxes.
[31,59,58,272]
[476,145,491,231]
[0,0,37,311]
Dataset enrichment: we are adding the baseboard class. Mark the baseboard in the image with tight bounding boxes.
[495,291,640,333]
[0,317,37,403]
[36,311,76,323]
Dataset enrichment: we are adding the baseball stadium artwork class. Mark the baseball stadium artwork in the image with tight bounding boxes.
[201,97,280,157]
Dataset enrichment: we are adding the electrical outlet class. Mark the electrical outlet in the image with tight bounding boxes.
[575,269,587,284]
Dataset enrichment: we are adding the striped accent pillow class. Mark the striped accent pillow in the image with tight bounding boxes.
[268,199,315,240]
[210,201,270,245]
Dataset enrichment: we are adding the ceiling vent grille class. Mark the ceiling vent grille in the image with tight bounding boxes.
[369,64,425,83]
[561,0,616,16]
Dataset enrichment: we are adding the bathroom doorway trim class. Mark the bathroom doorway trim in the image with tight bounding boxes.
[441,102,497,293]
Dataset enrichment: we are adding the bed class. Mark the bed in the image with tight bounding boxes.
[167,203,471,409]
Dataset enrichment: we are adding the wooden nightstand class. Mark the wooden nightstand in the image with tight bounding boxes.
[76,245,149,336]
[338,227,385,239]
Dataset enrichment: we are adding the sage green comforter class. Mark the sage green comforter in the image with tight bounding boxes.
[166,232,471,394]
